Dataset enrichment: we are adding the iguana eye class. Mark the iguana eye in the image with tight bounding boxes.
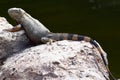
[13,8,20,14]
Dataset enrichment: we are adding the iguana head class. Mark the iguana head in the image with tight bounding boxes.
[8,8,25,22]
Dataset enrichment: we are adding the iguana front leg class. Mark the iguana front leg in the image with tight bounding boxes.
[4,24,23,32]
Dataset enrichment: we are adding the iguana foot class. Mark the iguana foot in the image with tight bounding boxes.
[41,37,56,45]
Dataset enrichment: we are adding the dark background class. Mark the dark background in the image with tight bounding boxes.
[0,0,119,78]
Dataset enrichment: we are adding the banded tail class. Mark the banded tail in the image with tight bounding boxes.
[46,33,116,80]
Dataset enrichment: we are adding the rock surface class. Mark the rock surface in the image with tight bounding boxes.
[0,17,30,60]
[0,17,109,80]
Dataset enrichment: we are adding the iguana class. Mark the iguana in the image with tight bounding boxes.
[6,8,116,80]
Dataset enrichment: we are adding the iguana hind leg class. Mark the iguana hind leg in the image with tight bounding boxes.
[41,37,56,44]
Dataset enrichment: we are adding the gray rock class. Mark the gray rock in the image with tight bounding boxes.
[0,17,30,62]
[0,17,109,80]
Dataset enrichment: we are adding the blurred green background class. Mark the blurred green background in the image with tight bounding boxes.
[0,0,119,78]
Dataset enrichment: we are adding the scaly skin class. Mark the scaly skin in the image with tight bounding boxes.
[7,8,116,80]
[8,8,50,44]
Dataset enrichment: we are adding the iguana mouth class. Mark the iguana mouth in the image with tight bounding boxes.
[8,8,25,23]
[8,8,20,15]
